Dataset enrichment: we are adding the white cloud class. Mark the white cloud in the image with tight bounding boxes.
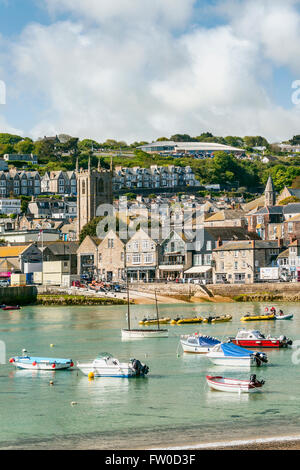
[3,0,300,142]
[44,0,196,30]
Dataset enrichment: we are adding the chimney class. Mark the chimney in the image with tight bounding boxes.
[217,236,222,248]
[278,238,283,248]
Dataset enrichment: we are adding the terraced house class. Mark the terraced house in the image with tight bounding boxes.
[0,170,41,197]
[113,165,199,191]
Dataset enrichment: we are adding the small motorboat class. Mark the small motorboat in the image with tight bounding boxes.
[77,353,149,378]
[180,334,221,353]
[139,317,171,325]
[229,329,293,348]
[203,315,232,324]
[9,355,74,370]
[2,305,21,311]
[206,342,268,367]
[240,313,275,322]
[171,317,203,325]
[275,313,293,320]
[206,374,265,393]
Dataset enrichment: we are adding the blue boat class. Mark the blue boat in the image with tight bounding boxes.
[9,355,74,370]
[206,342,268,367]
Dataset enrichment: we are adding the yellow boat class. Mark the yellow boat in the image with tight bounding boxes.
[171,317,203,325]
[203,315,232,324]
[139,317,171,325]
[240,313,275,322]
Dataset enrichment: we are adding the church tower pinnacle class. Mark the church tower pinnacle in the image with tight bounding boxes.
[265,175,276,207]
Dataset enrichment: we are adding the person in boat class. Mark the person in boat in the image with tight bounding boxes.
[270,306,276,314]
[278,309,284,316]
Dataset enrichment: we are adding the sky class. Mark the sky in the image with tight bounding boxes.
[0,0,300,143]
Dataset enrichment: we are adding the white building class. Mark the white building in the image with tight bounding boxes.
[137,141,244,155]
[0,198,21,215]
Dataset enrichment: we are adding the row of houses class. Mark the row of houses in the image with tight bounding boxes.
[113,165,200,191]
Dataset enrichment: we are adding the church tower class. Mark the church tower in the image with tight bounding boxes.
[76,157,113,238]
[265,175,276,207]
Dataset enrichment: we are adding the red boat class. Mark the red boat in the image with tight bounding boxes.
[229,329,292,348]
[1,305,21,311]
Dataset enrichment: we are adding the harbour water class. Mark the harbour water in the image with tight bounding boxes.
[1,302,300,449]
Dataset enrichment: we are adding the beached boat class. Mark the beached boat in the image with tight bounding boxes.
[171,317,203,325]
[139,317,171,325]
[206,342,268,367]
[240,313,275,322]
[1,305,21,311]
[77,353,149,378]
[275,313,293,320]
[9,355,74,370]
[180,334,221,353]
[206,374,265,393]
[229,329,293,348]
[203,315,232,324]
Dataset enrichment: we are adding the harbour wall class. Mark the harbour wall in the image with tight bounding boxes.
[0,286,38,306]
[131,282,300,302]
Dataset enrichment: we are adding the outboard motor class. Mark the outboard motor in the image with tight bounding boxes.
[253,352,268,366]
[131,359,149,376]
[250,374,265,386]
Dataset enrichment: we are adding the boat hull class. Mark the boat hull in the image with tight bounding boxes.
[77,363,136,377]
[231,339,285,349]
[10,356,73,370]
[241,315,275,322]
[206,354,257,367]
[180,340,215,354]
[172,318,203,325]
[275,314,293,320]
[121,328,168,339]
[139,318,171,325]
[206,376,263,393]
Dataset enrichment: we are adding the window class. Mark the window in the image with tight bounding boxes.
[142,240,149,250]
[108,239,114,248]
[234,261,238,270]
[206,241,212,251]
[144,253,153,264]
[234,251,239,257]
[132,254,141,264]
[133,241,139,252]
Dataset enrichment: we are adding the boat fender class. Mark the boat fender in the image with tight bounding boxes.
[287,340,293,346]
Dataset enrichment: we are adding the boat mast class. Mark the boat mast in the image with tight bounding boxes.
[155,289,160,330]
[125,245,131,331]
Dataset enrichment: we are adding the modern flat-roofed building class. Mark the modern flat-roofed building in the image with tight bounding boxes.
[137,141,244,156]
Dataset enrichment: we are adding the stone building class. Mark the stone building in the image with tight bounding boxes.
[76,158,113,238]
[212,239,283,284]
[97,230,125,282]
[125,229,159,281]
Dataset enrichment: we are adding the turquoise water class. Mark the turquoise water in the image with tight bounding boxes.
[0,302,300,449]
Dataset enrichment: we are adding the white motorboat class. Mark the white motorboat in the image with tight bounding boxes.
[180,334,221,353]
[206,374,265,393]
[9,355,74,370]
[206,342,268,367]
[77,353,149,378]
